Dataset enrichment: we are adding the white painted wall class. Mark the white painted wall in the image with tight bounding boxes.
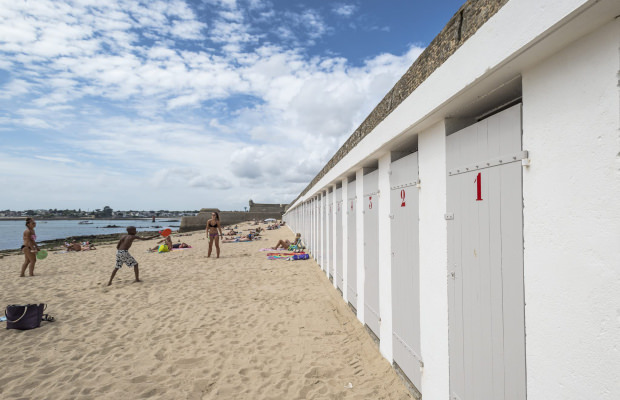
[378,153,394,361]
[522,18,620,400]
[417,121,450,399]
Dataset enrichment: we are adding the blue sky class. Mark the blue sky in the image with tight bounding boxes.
[0,0,464,211]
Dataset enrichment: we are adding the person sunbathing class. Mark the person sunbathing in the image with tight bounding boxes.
[222,234,255,243]
[66,241,82,251]
[82,242,96,250]
[272,233,302,250]
[149,236,173,252]
[171,242,190,249]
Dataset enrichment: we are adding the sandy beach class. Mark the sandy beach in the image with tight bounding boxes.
[0,223,413,399]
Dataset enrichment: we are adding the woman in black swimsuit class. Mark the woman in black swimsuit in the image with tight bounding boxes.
[206,212,223,258]
[21,217,39,277]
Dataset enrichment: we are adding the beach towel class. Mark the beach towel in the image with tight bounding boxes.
[261,248,296,252]
[259,247,291,253]
[267,252,306,260]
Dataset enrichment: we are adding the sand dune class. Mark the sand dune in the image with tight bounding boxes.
[0,223,412,399]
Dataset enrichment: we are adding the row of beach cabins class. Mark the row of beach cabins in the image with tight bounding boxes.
[284,0,619,399]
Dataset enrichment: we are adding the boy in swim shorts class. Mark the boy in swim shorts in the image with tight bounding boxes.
[108,226,159,286]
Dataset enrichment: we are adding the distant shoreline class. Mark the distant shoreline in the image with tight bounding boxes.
[0,217,180,221]
[0,218,182,255]
[0,229,168,256]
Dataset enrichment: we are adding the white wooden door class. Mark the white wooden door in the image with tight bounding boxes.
[363,170,380,338]
[447,104,526,400]
[390,153,422,389]
[336,188,343,291]
[347,180,357,309]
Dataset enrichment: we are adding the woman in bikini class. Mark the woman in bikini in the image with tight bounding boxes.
[206,212,223,258]
[20,217,40,277]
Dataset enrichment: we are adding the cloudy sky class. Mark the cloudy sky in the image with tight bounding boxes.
[1,0,463,211]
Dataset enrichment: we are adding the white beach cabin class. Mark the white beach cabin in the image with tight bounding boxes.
[283,0,620,399]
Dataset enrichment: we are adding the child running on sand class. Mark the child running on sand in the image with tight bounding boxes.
[108,226,159,286]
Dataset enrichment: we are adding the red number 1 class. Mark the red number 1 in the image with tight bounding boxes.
[475,172,483,201]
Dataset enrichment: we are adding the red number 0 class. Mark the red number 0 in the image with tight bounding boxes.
[369,196,373,209]
[475,172,483,201]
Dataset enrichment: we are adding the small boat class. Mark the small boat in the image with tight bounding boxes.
[78,221,94,224]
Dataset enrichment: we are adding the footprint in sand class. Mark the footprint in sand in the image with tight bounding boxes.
[175,357,204,369]
[131,375,148,383]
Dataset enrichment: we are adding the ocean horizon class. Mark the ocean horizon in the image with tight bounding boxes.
[0,219,180,251]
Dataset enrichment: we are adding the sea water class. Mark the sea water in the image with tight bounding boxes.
[0,219,179,251]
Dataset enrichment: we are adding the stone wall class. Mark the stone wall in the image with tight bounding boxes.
[248,200,287,213]
[289,0,510,207]
[180,211,283,232]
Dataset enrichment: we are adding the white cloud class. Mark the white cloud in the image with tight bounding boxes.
[171,19,207,40]
[34,155,77,163]
[0,79,33,99]
[285,9,330,40]
[332,4,357,18]
[0,0,426,210]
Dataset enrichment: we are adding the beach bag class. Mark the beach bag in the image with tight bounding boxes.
[158,245,169,253]
[5,304,46,330]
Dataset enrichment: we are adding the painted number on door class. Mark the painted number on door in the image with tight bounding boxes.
[475,172,483,201]
[351,201,354,211]
[400,189,406,207]
[369,196,373,209]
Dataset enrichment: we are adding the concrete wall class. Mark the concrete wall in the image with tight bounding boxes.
[180,211,283,232]
[521,18,620,400]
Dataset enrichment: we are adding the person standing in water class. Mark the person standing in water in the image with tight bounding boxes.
[206,212,223,258]
[20,217,40,277]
